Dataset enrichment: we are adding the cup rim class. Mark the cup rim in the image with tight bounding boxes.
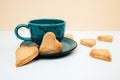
[29,18,65,26]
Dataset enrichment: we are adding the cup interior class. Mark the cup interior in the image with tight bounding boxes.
[30,19,64,25]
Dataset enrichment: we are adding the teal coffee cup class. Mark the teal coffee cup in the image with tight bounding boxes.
[14,19,65,45]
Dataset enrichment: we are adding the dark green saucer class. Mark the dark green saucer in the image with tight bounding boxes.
[20,37,77,59]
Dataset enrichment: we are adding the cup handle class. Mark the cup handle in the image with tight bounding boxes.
[14,24,32,40]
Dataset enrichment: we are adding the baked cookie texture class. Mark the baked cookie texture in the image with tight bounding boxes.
[97,35,113,42]
[80,38,96,47]
[90,49,112,62]
[64,34,74,40]
[16,46,39,67]
[39,32,62,54]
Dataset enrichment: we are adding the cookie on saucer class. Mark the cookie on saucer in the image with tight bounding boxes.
[64,34,74,40]
[39,32,62,54]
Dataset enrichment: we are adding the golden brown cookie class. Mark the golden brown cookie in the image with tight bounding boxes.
[97,35,113,42]
[39,32,62,54]
[80,38,96,47]
[64,34,74,40]
[16,46,39,67]
[90,49,112,62]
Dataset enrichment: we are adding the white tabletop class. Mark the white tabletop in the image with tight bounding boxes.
[0,30,120,80]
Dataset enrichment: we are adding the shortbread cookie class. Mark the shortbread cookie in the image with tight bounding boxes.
[39,32,62,54]
[97,35,113,42]
[90,49,112,62]
[80,38,96,47]
[16,46,39,67]
[64,34,74,40]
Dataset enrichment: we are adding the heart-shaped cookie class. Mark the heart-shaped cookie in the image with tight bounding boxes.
[39,32,62,54]
[16,46,39,67]
[80,38,96,47]
[90,49,112,62]
[64,34,74,40]
[97,35,113,42]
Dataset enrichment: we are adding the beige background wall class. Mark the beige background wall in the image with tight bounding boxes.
[0,0,120,30]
